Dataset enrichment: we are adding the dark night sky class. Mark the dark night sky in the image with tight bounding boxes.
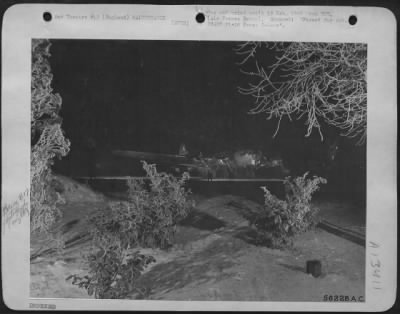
[50,39,281,155]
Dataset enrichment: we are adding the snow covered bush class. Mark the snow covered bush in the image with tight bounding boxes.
[252,172,327,248]
[89,161,194,250]
[31,39,70,234]
[70,161,193,298]
[126,161,194,248]
[67,246,155,299]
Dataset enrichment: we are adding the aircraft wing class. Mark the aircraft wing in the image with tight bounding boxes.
[112,150,187,162]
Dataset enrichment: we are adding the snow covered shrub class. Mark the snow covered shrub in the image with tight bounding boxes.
[89,161,194,250]
[252,172,327,248]
[30,124,70,233]
[67,246,155,299]
[70,161,193,298]
[31,39,70,234]
[72,198,157,299]
[131,161,194,248]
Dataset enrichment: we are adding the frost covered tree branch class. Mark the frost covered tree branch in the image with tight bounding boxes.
[31,39,70,234]
[235,42,367,144]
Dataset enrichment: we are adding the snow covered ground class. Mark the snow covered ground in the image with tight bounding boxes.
[30,176,365,301]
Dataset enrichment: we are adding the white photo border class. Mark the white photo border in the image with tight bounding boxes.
[1,4,397,311]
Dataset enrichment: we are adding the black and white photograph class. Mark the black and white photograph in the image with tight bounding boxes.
[29,38,367,301]
[1,4,396,311]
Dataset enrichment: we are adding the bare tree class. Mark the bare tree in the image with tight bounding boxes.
[235,42,367,144]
